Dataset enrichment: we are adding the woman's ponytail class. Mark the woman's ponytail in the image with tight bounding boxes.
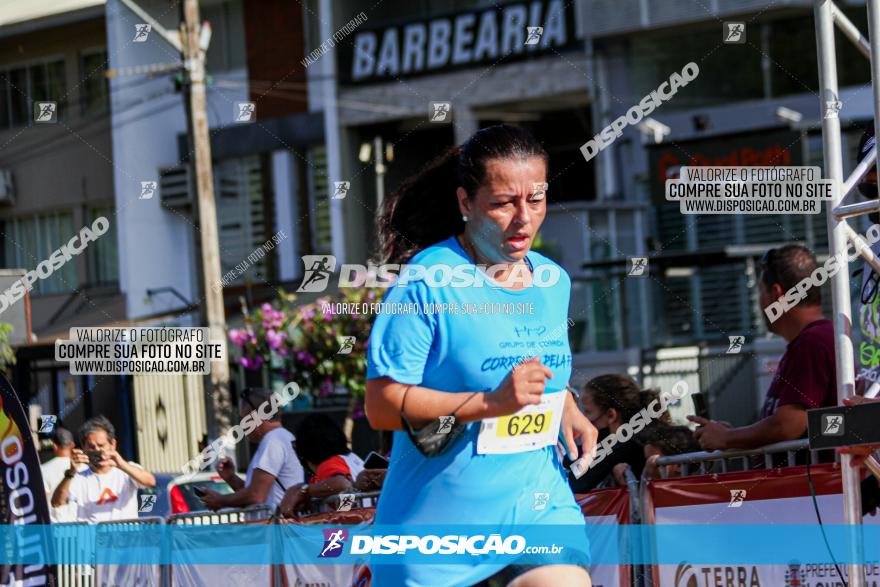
[376,147,463,266]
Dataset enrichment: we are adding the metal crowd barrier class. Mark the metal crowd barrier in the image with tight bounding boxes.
[165,504,273,525]
[55,517,165,587]
[633,439,822,587]
[651,438,818,478]
[95,517,164,587]
[56,522,94,587]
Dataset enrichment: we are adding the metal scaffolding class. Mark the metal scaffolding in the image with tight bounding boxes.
[813,1,880,584]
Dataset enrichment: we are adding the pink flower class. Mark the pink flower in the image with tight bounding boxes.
[266,329,287,350]
[240,355,264,370]
[228,328,249,346]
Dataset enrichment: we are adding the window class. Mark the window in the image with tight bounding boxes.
[1,213,78,295]
[215,156,275,285]
[629,26,763,110]
[87,207,118,286]
[81,50,109,116]
[0,58,67,130]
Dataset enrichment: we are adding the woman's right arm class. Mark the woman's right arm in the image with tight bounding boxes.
[365,357,553,431]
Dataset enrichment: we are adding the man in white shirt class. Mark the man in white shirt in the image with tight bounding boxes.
[41,428,85,522]
[201,387,303,510]
[51,415,156,523]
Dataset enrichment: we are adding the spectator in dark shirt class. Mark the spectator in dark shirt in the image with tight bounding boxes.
[568,374,670,493]
[689,244,837,450]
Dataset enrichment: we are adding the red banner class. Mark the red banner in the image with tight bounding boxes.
[578,487,631,587]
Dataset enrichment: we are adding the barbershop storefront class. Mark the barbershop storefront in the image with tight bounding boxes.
[326,0,596,258]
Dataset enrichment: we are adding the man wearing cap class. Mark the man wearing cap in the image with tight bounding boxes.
[41,427,86,522]
[200,387,304,511]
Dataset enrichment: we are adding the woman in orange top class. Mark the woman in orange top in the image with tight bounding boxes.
[279,414,364,516]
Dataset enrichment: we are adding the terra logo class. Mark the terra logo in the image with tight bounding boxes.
[319,528,348,558]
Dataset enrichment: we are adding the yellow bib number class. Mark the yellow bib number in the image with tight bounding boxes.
[497,412,552,437]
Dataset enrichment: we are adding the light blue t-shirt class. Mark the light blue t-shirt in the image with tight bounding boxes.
[366,236,588,587]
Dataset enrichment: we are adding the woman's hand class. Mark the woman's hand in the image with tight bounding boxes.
[279,485,310,518]
[354,469,386,492]
[612,463,631,486]
[487,357,552,417]
[561,391,598,464]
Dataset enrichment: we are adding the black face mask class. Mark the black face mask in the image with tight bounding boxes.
[861,182,880,223]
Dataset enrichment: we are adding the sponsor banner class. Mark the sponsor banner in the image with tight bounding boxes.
[0,373,56,586]
[281,512,374,586]
[3,522,880,565]
[647,464,880,586]
[579,487,631,587]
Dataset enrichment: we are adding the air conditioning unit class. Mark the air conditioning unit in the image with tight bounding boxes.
[159,166,192,209]
[0,169,15,205]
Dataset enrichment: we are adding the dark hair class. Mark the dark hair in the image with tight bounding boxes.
[240,387,281,422]
[637,424,700,456]
[583,374,671,425]
[52,427,74,448]
[377,124,549,265]
[760,244,821,307]
[79,415,115,445]
[294,414,349,465]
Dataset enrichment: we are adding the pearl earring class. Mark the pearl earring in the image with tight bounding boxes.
[462,215,469,222]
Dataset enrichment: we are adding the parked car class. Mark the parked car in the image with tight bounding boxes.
[138,471,243,518]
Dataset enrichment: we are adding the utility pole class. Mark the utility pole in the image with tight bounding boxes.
[180,0,232,437]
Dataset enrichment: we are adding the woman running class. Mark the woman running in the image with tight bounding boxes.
[365,124,597,587]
